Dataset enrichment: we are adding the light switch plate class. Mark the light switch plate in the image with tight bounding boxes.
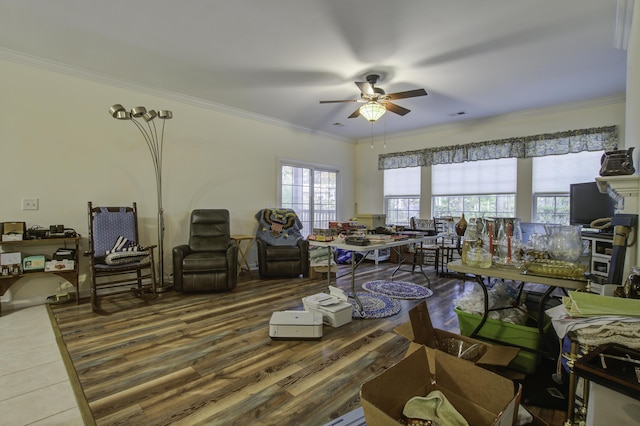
[22,198,39,210]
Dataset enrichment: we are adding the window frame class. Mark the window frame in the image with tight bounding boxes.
[384,195,420,226]
[532,192,570,225]
[432,193,516,218]
[278,158,341,238]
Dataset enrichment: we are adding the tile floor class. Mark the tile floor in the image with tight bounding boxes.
[0,304,83,426]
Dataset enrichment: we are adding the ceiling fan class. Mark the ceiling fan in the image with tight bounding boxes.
[319,74,427,121]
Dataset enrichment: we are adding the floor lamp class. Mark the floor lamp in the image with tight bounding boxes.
[109,104,173,292]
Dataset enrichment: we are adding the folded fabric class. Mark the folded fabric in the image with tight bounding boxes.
[575,320,640,349]
[566,291,640,317]
[104,250,149,265]
[403,390,468,426]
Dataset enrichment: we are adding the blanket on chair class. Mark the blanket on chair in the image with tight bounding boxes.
[255,208,303,246]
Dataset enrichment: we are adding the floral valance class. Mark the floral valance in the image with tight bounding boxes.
[378,125,618,170]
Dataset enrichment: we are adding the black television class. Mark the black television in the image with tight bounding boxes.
[569,182,616,230]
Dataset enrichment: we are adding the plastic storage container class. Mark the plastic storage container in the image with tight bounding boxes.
[454,307,548,374]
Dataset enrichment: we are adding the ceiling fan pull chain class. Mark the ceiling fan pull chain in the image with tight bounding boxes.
[370,122,374,149]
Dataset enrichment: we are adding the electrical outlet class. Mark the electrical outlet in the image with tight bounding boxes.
[22,198,39,210]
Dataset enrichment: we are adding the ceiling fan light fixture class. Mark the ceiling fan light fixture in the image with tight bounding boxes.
[360,101,386,122]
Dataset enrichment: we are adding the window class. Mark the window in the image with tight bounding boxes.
[532,151,603,224]
[279,161,339,238]
[432,158,517,218]
[432,194,516,218]
[533,193,569,224]
[385,196,420,226]
[384,167,420,226]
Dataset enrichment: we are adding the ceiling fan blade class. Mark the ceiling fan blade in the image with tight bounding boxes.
[384,102,411,116]
[355,81,374,96]
[319,99,359,104]
[386,88,428,100]
[348,107,361,119]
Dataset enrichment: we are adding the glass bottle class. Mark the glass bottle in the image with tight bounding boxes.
[461,219,478,265]
[474,218,492,268]
[494,218,523,266]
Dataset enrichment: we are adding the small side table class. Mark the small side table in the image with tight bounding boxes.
[231,235,255,278]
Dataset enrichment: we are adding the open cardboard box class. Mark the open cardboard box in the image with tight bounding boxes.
[395,302,521,374]
[361,346,522,426]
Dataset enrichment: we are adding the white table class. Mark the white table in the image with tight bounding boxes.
[309,234,437,315]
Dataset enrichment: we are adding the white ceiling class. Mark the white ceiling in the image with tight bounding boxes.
[0,0,629,141]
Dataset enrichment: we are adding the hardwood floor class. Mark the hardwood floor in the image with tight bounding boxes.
[48,262,564,425]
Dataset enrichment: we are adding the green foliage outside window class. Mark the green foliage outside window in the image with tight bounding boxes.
[433,194,516,219]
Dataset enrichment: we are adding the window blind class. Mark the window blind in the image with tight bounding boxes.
[432,158,517,195]
[384,167,420,195]
[532,151,602,193]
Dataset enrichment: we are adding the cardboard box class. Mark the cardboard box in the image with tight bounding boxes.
[23,255,46,271]
[361,346,522,426]
[302,287,352,328]
[1,221,25,241]
[45,260,75,271]
[310,265,338,280]
[312,228,335,242]
[356,213,386,229]
[395,302,520,369]
[0,252,22,266]
[328,221,358,232]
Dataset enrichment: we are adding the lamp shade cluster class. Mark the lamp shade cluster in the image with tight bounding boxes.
[109,104,173,121]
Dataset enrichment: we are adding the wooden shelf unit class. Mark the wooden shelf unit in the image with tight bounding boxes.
[0,236,80,315]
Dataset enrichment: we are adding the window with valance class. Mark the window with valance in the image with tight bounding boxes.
[378,126,617,170]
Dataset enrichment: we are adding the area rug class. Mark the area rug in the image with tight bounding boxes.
[347,291,401,319]
[362,280,433,300]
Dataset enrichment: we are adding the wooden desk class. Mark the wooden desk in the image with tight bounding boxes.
[231,235,255,278]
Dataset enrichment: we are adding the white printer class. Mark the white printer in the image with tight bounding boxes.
[269,310,323,340]
[302,286,353,328]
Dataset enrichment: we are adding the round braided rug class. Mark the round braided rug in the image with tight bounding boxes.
[347,292,401,319]
[362,280,433,300]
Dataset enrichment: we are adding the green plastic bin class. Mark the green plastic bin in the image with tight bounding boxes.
[454,307,547,374]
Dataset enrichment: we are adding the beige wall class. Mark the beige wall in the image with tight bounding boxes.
[0,59,356,307]
[355,96,627,221]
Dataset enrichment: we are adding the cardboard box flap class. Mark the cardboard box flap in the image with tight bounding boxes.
[477,345,521,367]
[394,321,414,341]
[432,383,514,426]
[433,349,516,415]
[409,301,438,347]
[406,302,520,367]
[360,347,432,420]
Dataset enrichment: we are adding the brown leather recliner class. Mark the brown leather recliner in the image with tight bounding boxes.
[256,238,310,278]
[255,208,310,278]
[172,209,238,292]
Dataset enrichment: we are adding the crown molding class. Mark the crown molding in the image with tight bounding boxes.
[362,94,626,145]
[0,47,352,144]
